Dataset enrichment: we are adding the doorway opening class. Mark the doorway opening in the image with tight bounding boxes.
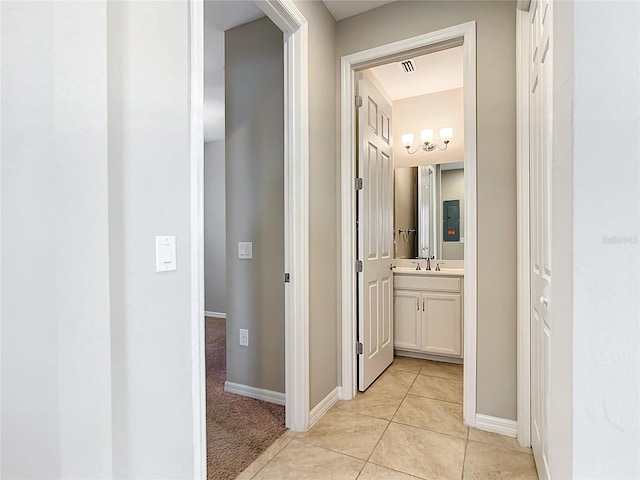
[339,22,478,427]
[190,0,309,477]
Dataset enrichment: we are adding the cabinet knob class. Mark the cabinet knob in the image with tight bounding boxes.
[539,296,549,306]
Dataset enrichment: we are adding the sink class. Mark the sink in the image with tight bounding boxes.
[394,267,464,276]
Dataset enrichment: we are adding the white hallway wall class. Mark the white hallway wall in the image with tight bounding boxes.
[1,1,195,477]
[571,1,639,476]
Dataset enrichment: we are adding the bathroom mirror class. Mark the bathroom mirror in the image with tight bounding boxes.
[394,162,464,260]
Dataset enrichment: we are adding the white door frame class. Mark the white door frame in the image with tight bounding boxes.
[516,0,532,448]
[339,22,478,427]
[189,0,309,477]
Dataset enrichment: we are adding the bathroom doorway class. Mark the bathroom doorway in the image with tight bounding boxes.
[340,22,478,427]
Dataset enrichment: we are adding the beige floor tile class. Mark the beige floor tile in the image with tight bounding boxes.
[372,369,419,392]
[335,391,405,421]
[236,430,297,479]
[408,374,463,404]
[463,441,538,480]
[369,422,465,480]
[253,439,364,480]
[387,356,429,374]
[419,360,463,380]
[468,428,533,455]
[392,394,468,439]
[357,462,421,479]
[336,370,417,420]
[297,407,389,460]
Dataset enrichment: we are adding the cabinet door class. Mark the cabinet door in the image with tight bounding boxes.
[421,293,462,356]
[393,290,421,351]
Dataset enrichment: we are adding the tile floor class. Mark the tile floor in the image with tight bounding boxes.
[237,356,538,480]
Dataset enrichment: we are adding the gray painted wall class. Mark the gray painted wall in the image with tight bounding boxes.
[205,140,226,314]
[293,0,339,410]
[394,167,418,259]
[441,169,465,260]
[225,17,285,393]
[337,1,518,420]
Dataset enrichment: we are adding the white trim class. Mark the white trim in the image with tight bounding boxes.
[516,7,532,448]
[394,350,463,365]
[475,414,518,438]
[461,22,478,429]
[204,311,226,319]
[224,381,286,406]
[189,1,206,478]
[339,23,478,430]
[308,387,341,428]
[255,0,310,433]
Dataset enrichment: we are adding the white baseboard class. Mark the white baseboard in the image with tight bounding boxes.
[205,311,226,319]
[394,349,463,365]
[308,387,341,428]
[475,414,518,437]
[224,381,285,406]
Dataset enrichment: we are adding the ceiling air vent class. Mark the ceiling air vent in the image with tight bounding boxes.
[399,59,416,74]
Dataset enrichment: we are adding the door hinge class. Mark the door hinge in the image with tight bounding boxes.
[355,177,363,190]
[355,260,363,273]
[356,342,363,355]
[284,273,290,283]
[355,95,363,108]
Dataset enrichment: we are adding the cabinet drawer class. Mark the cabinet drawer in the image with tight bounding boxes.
[394,275,461,292]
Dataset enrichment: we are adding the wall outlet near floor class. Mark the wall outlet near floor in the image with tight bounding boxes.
[239,328,249,347]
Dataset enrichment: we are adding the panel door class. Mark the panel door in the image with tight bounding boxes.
[357,72,394,391]
[393,290,422,351]
[421,293,462,357]
[529,1,553,478]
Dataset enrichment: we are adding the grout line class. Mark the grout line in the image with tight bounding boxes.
[404,391,463,406]
[364,458,425,479]
[461,434,469,480]
[365,420,392,463]
[243,431,297,479]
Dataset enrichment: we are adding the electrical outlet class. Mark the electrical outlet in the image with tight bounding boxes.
[239,328,249,347]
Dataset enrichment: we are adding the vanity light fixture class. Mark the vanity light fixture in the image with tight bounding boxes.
[402,128,453,154]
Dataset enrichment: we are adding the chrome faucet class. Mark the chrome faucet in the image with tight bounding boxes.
[425,256,434,271]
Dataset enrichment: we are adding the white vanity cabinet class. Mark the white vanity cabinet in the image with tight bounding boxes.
[393,273,463,357]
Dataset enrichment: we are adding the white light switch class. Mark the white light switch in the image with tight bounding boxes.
[238,241,252,259]
[156,236,176,272]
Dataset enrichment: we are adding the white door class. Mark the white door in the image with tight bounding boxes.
[529,1,553,478]
[357,72,394,391]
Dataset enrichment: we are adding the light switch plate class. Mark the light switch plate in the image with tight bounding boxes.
[156,236,176,272]
[239,328,249,347]
[238,241,252,259]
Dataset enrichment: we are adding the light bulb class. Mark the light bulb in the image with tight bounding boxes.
[440,127,453,143]
[420,129,434,143]
[401,133,414,148]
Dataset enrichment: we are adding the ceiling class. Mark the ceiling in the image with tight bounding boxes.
[322,0,396,20]
[368,46,464,100]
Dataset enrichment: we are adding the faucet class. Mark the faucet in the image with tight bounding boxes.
[425,256,434,271]
[435,262,445,271]
[411,261,421,271]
